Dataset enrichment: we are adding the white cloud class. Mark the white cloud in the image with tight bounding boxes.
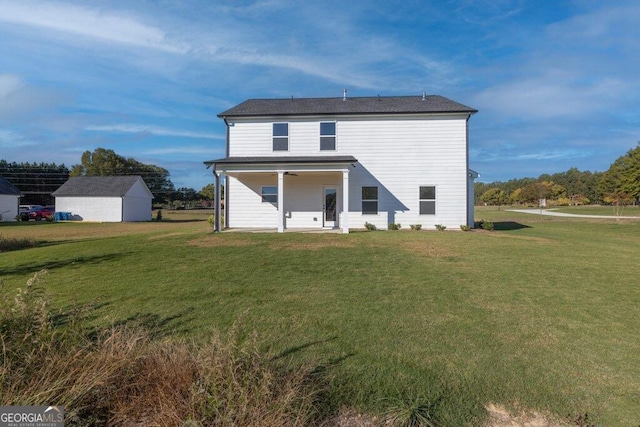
[0,0,187,53]
[0,74,24,98]
[145,146,224,156]
[85,124,223,140]
[0,128,27,146]
[0,74,66,120]
[474,76,627,119]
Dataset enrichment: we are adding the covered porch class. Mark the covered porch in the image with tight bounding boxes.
[204,156,358,234]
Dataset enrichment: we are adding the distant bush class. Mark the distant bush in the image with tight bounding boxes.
[0,271,326,426]
[364,222,377,231]
[389,223,401,230]
[435,224,447,231]
[460,225,471,231]
[155,209,162,221]
[409,224,422,231]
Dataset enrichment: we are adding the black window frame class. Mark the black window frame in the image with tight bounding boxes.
[261,185,278,204]
[272,123,289,151]
[320,121,336,151]
[419,186,436,215]
[362,186,378,215]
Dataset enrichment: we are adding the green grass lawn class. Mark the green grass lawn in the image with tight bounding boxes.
[2,209,640,425]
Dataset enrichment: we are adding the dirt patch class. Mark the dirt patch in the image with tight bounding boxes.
[484,404,570,427]
[322,407,386,427]
[400,240,456,258]
[147,232,187,240]
[268,240,357,251]
[187,236,255,248]
[323,405,575,427]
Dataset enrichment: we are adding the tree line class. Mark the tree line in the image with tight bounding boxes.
[1,148,218,207]
[475,144,640,207]
[4,145,638,208]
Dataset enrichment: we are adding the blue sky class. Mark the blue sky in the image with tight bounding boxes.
[1,0,638,190]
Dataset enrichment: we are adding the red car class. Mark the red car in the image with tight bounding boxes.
[21,205,55,221]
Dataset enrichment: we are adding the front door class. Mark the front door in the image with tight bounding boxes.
[323,187,337,228]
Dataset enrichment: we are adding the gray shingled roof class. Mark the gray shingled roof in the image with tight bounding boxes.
[218,95,477,118]
[52,176,145,197]
[0,176,21,195]
[205,155,358,166]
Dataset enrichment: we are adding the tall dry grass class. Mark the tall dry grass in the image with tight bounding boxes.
[0,271,325,426]
[0,234,37,252]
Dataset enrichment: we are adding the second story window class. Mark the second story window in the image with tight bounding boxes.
[273,123,288,151]
[320,122,336,151]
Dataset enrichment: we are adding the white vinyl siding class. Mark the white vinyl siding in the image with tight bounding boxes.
[226,113,469,229]
[54,179,152,222]
[0,195,19,222]
[55,197,123,222]
[122,196,152,221]
[341,115,467,229]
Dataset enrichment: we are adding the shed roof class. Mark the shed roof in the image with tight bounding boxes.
[218,95,477,118]
[52,176,149,197]
[0,176,21,195]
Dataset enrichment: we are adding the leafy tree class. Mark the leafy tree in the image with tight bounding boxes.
[519,182,553,205]
[598,144,640,204]
[70,148,174,200]
[199,183,225,208]
[510,188,523,205]
[200,183,216,201]
[480,188,508,208]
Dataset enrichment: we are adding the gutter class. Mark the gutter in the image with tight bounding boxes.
[223,117,230,158]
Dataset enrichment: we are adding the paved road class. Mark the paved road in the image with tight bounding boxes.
[507,208,640,219]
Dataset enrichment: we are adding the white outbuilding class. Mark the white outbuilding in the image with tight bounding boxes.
[0,176,21,222]
[52,176,153,222]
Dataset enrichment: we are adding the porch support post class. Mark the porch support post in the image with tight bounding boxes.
[341,169,349,234]
[213,170,221,232]
[277,170,284,233]
[223,174,229,229]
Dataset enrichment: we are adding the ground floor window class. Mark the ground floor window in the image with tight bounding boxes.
[362,186,378,214]
[419,186,436,214]
[261,186,277,204]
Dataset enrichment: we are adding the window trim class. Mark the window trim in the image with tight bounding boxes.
[319,121,336,151]
[362,186,378,215]
[272,122,289,151]
[419,185,436,215]
[261,185,278,204]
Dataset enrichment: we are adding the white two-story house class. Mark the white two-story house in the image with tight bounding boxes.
[205,93,477,233]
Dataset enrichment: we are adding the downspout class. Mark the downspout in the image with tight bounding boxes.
[465,112,472,228]
[223,117,230,229]
[223,117,230,158]
[213,169,221,232]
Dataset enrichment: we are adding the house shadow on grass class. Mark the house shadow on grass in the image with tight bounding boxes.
[2,252,131,276]
[109,309,197,339]
[493,221,531,231]
[271,336,339,361]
